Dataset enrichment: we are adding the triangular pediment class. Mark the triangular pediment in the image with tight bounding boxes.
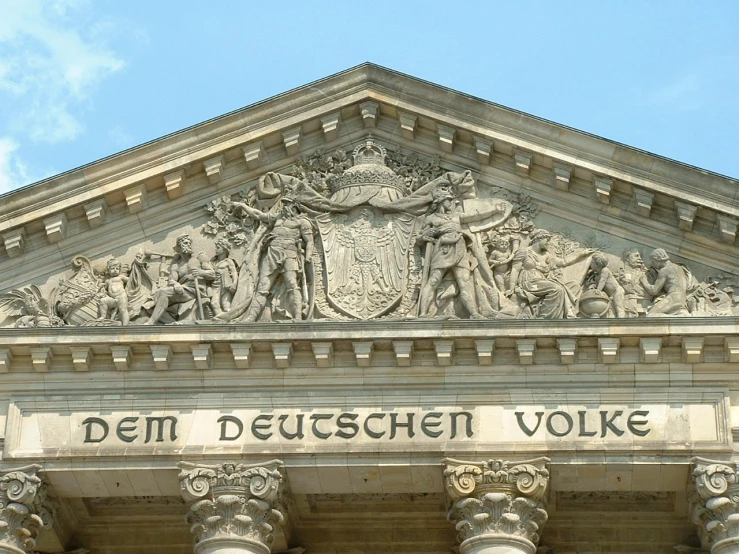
[1,63,737,327]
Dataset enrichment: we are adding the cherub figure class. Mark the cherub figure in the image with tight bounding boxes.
[97,258,130,325]
[487,234,514,294]
[588,253,625,318]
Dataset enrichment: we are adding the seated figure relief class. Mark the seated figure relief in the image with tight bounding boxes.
[0,141,734,327]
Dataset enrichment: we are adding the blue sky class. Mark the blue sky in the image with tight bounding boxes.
[0,1,737,193]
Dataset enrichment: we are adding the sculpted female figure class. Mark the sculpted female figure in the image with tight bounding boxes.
[509,229,593,319]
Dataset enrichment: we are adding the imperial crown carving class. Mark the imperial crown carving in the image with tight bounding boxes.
[332,141,405,193]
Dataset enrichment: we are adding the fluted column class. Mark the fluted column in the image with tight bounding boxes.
[442,457,550,554]
[691,457,739,554]
[0,465,53,554]
[179,461,287,554]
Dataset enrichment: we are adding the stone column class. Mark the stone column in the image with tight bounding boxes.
[691,457,739,554]
[178,461,287,554]
[442,457,550,554]
[0,464,53,554]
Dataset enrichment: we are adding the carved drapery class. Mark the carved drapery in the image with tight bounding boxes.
[0,465,53,554]
[178,461,286,554]
[2,140,734,329]
[442,458,550,554]
[691,458,739,554]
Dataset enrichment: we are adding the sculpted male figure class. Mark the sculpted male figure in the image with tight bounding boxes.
[617,248,648,316]
[211,238,238,317]
[640,248,689,316]
[232,198,315,322]
[145,234,216,324]
[418,188,482,319]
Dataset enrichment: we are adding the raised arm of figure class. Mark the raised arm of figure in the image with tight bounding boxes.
[554,248,595,268]
[232,202,271,223]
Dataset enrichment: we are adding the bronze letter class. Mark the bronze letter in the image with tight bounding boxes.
[515,412,544,437]
[251,414,273,440]
[578,410,597,437]
[278,414,305,440]
[450,411,474,439]
[336,413,359,439]
[82,417,109,443]
[363,413,386,439]
[145,416,177,443]
[218,415,244,441]
[600,411,625,437]
[117,416,139,443]
[310,414,333,440]
[420,412,443,438]
[546,411,574,437]
[390,412,415,439]
[627,410,650,437]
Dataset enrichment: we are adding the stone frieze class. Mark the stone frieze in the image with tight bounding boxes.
[1,139,735,328]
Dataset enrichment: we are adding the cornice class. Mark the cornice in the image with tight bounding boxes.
[0,319,737,382]
[0,63,737,260]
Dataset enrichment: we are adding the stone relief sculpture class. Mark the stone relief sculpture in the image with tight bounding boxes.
[146,235,215,325]
[509,229,594,319]
[0,139,735,327]
[229,197,315,322]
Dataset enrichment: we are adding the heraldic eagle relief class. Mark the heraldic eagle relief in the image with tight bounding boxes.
[1,139,736,327]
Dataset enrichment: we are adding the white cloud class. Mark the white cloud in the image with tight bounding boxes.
[648,74,704,113]
[0,0,124,143]
[0,137,55,193]
[0,138,28,193]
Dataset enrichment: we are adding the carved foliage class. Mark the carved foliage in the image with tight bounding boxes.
[178,461,285,546]
[443,458,550,502]
[0,465,52,552]
[691,459,739,547]
[450,492,548,544]
[443,458,550,546]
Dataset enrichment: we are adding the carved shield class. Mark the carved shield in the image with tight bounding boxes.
[316,208,415,319]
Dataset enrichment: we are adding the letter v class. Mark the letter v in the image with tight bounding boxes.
[515,412,544,437]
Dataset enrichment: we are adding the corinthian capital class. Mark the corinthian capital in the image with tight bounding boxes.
[0,464,53,554]
[691,457,739,552]
[442,457,550,502]
[178,460,286,554]
[442,458,550,554]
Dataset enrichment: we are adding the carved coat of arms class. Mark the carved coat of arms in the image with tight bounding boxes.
[317,208,415,319]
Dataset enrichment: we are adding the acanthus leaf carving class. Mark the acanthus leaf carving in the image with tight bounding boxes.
[690,457,739,551]
[178,461,286,549]
[0,465,54,553]
[442,458,550,549]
